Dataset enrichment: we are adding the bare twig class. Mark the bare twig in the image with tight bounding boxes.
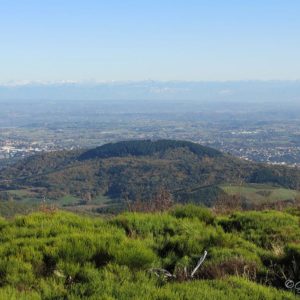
[149,250,208,280]
[191,250,208,278]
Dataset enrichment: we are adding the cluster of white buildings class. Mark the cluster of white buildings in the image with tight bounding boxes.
[0,141,42,159]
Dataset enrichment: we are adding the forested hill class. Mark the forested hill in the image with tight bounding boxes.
[79,139,222,160]
[1,139,300,208]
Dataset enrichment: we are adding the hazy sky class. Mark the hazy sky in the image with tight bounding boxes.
[1,0,300,83]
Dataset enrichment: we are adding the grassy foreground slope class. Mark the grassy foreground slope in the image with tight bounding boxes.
[0,205,299,299]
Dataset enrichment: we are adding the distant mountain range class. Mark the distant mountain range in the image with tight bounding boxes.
[1,140,300,209]
[1,80,300,102]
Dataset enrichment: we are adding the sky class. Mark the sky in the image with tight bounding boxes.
[1,0,300,83]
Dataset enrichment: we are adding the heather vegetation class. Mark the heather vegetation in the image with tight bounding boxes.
[0,205,299,299]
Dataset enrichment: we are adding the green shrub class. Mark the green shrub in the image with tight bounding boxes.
[170,276,298,300]
[219,210,300,248]
[0,257,35,286]
[171,204,215,224]
[0,286,40,300]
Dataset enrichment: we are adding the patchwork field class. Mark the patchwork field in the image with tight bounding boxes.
[220,183,300,205]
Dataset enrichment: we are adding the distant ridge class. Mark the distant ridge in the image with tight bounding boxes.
[78,139,222,160]
[1,80,300,101]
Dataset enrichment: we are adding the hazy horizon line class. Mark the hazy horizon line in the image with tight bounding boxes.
[1,79,300,87]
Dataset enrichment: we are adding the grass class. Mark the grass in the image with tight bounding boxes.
[220,183,300,204]
[7,189,32,197]
[5,189,42,204]
[0,190,115,217]
[57,195,80,206]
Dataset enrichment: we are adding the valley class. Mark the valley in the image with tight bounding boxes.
[1,96,300,168]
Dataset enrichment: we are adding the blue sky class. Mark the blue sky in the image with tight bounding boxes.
[1,0,300,82]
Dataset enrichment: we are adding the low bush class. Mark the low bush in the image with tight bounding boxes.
[170,204,215,224]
